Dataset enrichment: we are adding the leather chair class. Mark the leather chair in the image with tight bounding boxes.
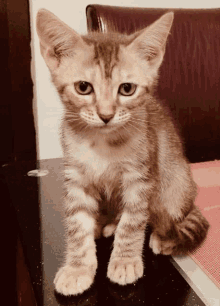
[86,5,220,163]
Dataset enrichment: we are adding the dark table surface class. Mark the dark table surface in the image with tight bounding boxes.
[2,158,207,306]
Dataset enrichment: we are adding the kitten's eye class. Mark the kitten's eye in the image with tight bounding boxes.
[118,83,137,96]
[74,81,93,95]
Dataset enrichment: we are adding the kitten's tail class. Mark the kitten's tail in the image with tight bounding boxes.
[173,205,210,254]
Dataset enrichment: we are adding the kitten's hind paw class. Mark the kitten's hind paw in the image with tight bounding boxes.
[149,232,176,255]
[102,224,116,238]
[107,256,144,285]
[54,265,96,296]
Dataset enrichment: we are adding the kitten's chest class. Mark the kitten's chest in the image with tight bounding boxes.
[69,137,122,180]
[76,141,111,177]
[65,130,146,185]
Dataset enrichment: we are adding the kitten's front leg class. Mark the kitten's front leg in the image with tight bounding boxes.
[107,180,149,285]
[54,180,98,296]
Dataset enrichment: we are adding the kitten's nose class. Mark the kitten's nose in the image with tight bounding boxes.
[99,114,114,124]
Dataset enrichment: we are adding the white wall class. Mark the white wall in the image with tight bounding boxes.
[30,0,219,160]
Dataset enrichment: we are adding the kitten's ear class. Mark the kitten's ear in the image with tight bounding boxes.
[36,9,82,71]
[128,12,174,68]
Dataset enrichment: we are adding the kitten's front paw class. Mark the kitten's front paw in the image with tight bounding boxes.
[107,256,144,285]
[54,264,96,296]
[149,232,176,255]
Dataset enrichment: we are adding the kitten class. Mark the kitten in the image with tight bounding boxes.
[36,9,209,296]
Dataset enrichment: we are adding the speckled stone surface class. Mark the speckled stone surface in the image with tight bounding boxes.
[2,159,207,306]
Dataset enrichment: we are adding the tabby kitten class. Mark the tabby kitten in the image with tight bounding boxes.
[36,9,209,296]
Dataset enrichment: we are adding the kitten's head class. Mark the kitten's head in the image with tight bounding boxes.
[36,9,173,135]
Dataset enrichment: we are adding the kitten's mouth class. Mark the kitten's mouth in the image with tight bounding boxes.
[99,124,116,133]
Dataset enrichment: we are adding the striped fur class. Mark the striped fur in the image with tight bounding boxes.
[36,9,209,295]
